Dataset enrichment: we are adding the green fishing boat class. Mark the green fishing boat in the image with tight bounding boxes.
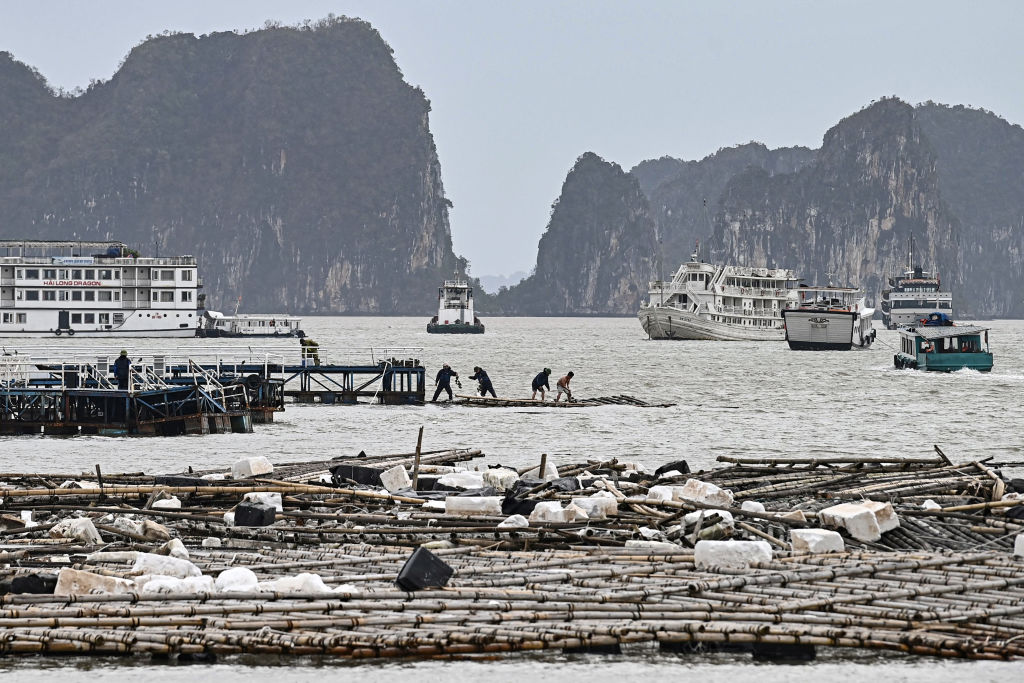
[894,323,993,372]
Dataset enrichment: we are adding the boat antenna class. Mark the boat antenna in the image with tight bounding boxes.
[233,295,242,317]
[702,198,713,263]
[656,223,664,306]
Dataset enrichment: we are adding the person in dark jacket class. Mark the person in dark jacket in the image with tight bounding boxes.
[113,349,131,390]
[469,366,496,398]
[431,364,460,402]
[531,367,551,400]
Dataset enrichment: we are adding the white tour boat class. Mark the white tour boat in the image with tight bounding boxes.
[198,310,305,338]
[781,285,876,350]
[880,237,953,329]
[638,252,800,341]
[0,240,200,337]
[427,277,484,334]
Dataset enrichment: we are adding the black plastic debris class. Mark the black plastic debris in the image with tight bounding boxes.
[11,573,58,594]
[548,476,582,492]
[750,642,816,661]
[1008,478,1024,494]
[395,547,454,591]
[454,486,499,497]
[234,501,277,527]
[502,493,538,516]
[1005,505,1024,521]
[654,460,691,477]
[329,464,383,487]
[154,475,208,487]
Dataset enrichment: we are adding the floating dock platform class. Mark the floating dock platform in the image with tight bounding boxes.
[454,394,675,408]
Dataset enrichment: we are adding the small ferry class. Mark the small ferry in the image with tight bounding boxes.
[781,285,875,350]
[894,317,993,372]
[880,237,953,329]
[197,310,305,338]
[0,239,200,337]
[638,250,800,341]
[427,277,484,334]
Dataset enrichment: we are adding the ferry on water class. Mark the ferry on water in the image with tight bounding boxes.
[198,311,305,338]
[894,317,992,372]
[880,237,953,329]
[638,250,800,341]
[781,285,875,350]
[0,240,200,337]
[427,276,484,334]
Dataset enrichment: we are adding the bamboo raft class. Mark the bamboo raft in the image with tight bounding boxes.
[1,448,1023,661]
[454,394,676,408]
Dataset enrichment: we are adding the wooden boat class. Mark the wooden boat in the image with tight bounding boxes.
[894,324,993,372]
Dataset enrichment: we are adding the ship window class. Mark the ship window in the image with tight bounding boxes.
[16,269,23,278]
[160,270,175,281]
[43,269,57,279]
[84,269,95,279]
[72,270,82,279]
[71,313,82,324]
[25,269,39,279]
[99,269,112,280]
[99,313,110,324]
[113,313,124,324]
[181,291,192,302]
[83,291,95,301]
[180,270,193,281]
[24,290,39,301]
[58,270,69,279]
[1,313,10,323]
[114,270,120,280]
[98,291,113,301]
[16,313,26,323]
[114,291,120,301]
[152,291,158,301]
[43,291,56,301]
[160,291,174,302]
[72,291,82,301]
[84,313,95,324]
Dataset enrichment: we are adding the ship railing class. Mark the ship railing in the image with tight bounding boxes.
[716,284,791,298]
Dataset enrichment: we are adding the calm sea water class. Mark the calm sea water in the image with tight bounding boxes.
[2,317,1023,678]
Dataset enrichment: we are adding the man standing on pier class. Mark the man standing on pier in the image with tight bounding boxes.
[470,366,497,398]
[531,368,551,401]
[431,363,460,402]
[114,350,131,391]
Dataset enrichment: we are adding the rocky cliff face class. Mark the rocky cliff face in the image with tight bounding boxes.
[493,153,657,314]
[711,99,963,309]
[0,18,459,313]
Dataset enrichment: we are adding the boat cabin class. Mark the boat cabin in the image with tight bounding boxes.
[895,325,993,372]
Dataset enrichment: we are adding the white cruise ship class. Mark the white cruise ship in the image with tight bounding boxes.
[427,277,484,334]
[638,252,800,341]
[0,240,200,337]
[880,240,952,329]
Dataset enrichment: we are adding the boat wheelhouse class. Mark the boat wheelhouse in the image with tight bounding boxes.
[880,238,952,329]
[894,325,993,372]
[781,286,875,350]
[638,253,800,341]
[0,240,200,337]
[427,278,484,334]
[198,311,305,338]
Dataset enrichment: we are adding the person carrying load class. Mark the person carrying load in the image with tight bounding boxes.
[470,366,497,397]
[432,363,460,402]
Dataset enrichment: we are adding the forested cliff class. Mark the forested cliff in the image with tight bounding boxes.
[0,18,460,313]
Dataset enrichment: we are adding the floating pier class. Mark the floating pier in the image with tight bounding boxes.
[1,449,1023,661]
[454,394,675,408]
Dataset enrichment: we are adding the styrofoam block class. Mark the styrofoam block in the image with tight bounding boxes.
[659,470,684,479]
[541,462,559,481]
[85,551,139,563]
[571,496,618,520]
[498,514,529,528]
[202,472,228,481]
[741,501,766,513]
[50,518,103,545]
[625,540,685,553]
[921,499,941,511]
[444,496,502,516]
[223,511,236,526]
[243,491,284,512]
[791,528,845,554]
[152,496,182,510]
[620,462,647,473]
[1015,534,1024,558]
[231,456,273,479]
[379,465,412,493]
[202,537,222,548]
[216,567,260,593]
[778,509,807,523]
[819,503,882,542]
[259,572,332,594]
[861,501,900,533]
[694,540,773,569]
[139,575,215,594]
[55,568,136,596]
[20,510,35,527]
[108,517,143,537]
[436,471,486,490]
[647,485,676,502]
[142,520,172,541]
[132,552,201,578]
[482,468,520,491]
[158,538,189,560]
[528,501,584,523]
[683,509,735,529]
[421,500,446,512]
[677,479,735,508]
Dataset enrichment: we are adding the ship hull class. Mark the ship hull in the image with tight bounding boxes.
[783,310,875,351]
[638,306,785,341]
[427,323,485,334]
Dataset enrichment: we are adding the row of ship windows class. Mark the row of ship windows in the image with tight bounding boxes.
[1,312,195,325]
[13,290,193,302]
[7,268,193,281]
[889,301,952,309]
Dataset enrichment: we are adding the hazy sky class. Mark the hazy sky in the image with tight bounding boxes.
[3,1,1022,278]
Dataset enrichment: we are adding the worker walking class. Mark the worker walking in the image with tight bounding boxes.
[531,368,551,401]
[300,338,321,365]
[555,371,574,402]
[432,363,460,402]
[469,366,496,398]
[113,350,131,391]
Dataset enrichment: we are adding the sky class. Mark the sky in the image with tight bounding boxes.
[2,1,1023,279]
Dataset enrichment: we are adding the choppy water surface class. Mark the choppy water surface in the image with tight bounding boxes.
[2,317,1024,678]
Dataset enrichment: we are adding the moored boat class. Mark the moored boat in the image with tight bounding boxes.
[197,310,305,338]
[427,277,484,334]
[782,286,875,350]
[638,251,800,341]
[880,236,953,329]
[894,324,993,372]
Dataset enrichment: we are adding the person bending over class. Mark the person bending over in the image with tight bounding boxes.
[531,368,551,400]
[470,366,496,398]
[555,371,574,402]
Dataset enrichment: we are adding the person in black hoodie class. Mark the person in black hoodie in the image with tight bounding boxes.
[531,368,551,400]
[113,350,131,390]
[469,366,496,397]
[431,364,460,402]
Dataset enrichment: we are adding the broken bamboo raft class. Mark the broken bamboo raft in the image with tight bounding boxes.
[454,394,675,408]
[1,448,1023,662]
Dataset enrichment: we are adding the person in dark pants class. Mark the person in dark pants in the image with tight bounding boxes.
[469,366,496,397]
[531,367,551,400]
[113,350,131,390]
[431,364,459,402]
